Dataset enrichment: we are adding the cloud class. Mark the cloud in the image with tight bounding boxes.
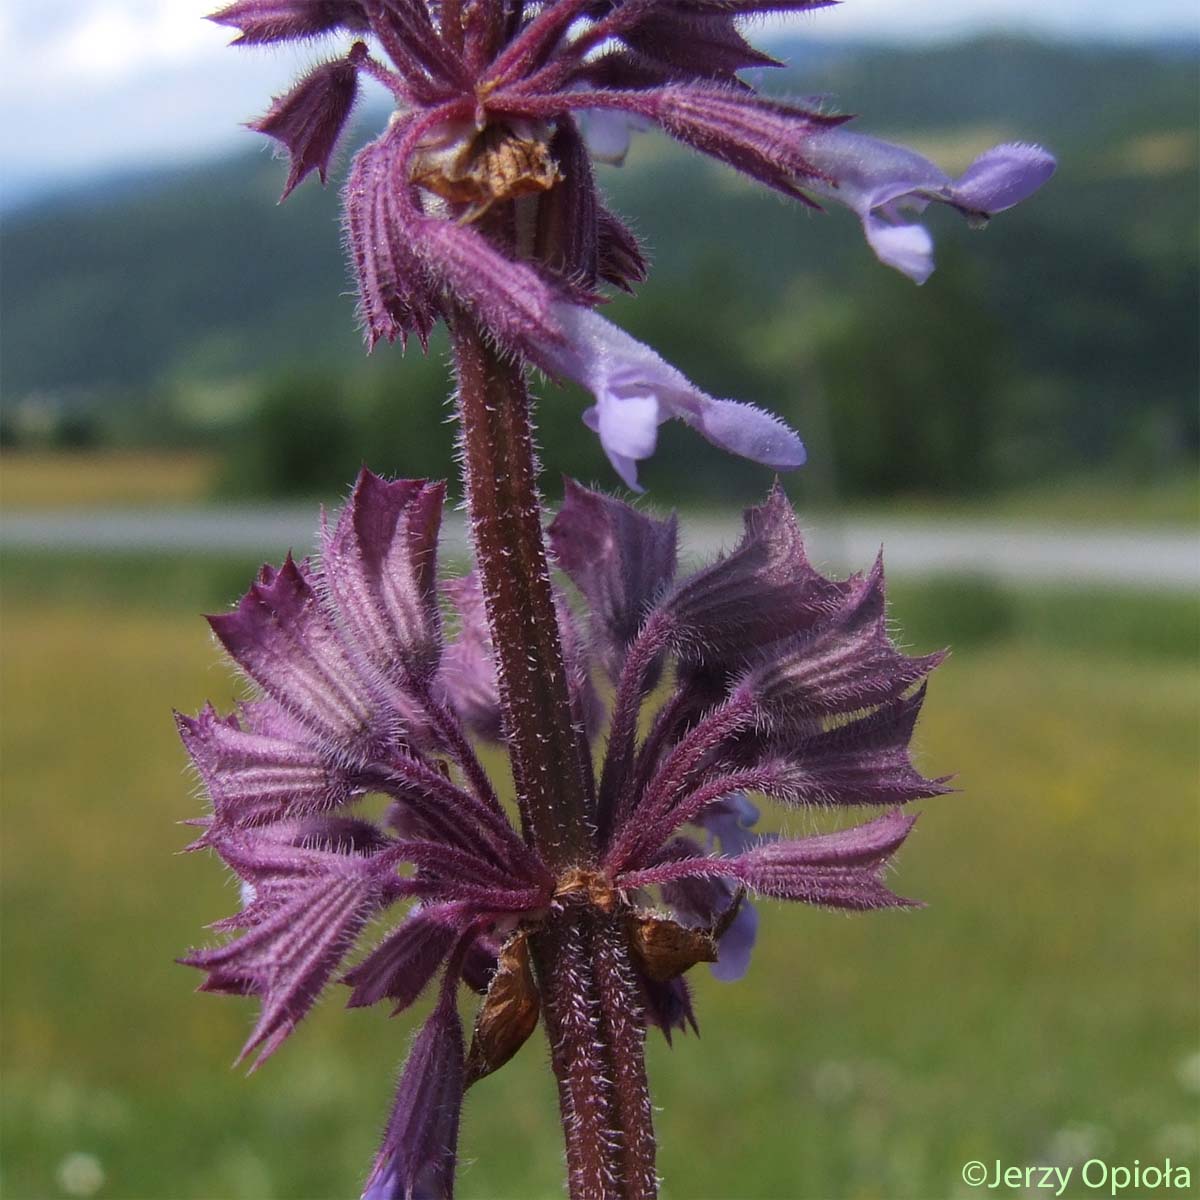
[2,0,1196,202]
[1,2,225,95]
[808,0,1199,38]
[0,2,322,199]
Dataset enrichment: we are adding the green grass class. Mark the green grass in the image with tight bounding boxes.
[0,450,218,510]
[2,556,1197,1199]
[6,553,1196,662]
[2,450,1196,528]
[684,472,1200,530]
[832,471,1200,529]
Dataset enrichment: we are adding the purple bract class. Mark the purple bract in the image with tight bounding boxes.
[180,469,948,1198]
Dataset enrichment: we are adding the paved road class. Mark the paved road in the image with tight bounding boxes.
[3,505,1197,590]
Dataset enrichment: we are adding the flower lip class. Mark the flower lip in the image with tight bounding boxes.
[950,142,1058,215]
[534,302,805,489]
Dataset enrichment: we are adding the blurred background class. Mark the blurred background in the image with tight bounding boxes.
[2,2,1198,1198]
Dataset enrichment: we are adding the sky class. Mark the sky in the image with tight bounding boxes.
[2,0,1197,203]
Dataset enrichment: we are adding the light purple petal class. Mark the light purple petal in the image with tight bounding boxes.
[694,396,809,469]
[803,129,950,216]
[710,897,758,982]
[591,390,661,463]
[951,143,1057,215]
[659,841,761,983]
[801,127,1054,282]
[695,792,761,857]
[863,215,935,285]
[577,109,649,165]
[535,304,804,488]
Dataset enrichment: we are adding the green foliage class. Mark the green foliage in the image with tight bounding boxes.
[890,576,1018,649]
[2,38,1196,501]
[816,255,1004,496]
[216,370,362,497]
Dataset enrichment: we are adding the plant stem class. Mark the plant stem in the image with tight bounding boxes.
[532,905,657,1200]
[450,313,657,1200]
[451,314,593,869]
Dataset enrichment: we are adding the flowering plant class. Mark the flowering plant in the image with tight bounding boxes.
[181,473,945,1195]
[213,0,1052,486]
[181,2,1053,1196]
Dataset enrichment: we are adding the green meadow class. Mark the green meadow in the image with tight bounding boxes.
[2,553,1197,1199]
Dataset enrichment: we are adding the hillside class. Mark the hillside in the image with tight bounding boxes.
[3,36,1196,499]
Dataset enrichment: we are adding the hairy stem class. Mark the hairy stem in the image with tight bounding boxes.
[450,314,657,1200]
[532,906,657,1200]
[451,315,594,868]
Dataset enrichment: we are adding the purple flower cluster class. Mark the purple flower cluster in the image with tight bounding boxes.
[212,0,1054,486]
[180,469,947,1197]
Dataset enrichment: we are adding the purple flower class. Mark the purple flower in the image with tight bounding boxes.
[697,793,762,859]
[181,470,945,1194]
[801,130,1057,283]
[214,0,1054,482]
[577,109,647,166]
[534,303,807,489]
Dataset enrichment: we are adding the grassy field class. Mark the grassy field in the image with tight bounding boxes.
[1,451,218,510]
[832,471,1200,529]
[2,450,1196,528]
[2,553,1197,1200]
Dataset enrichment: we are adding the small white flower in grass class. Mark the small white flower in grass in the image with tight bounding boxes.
[56,1153,104,1198]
